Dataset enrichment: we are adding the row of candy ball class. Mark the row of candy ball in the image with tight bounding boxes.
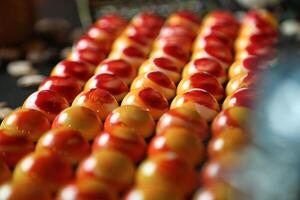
[0,12,165,200]
[194,10,279,199]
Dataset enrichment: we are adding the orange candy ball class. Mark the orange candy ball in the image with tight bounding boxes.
[77,149,135,192]
[13,151,73,193]
[72,88,119,121]
[148,127,206,166]
[52,106,102,141]
[122,87,169,120]
[104,105,155,138]
[0,129,34,167]
[1,108,51,142]
[156,106,209,140]
[223,88,255,110]
[136,153,197,197]
[131,71,176,100]
[226,72,258,96]
[36,128,90,165]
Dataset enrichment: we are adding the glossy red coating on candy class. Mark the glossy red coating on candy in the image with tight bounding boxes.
[172,11,200,24]
[148,127,206,166]
[162,44,189,63]
[226,72,259,95]
[73,88,118,120]
[95,15,128,36]
[0,129,34,168]
[95,59,136,84]
[52,106,103,141]
[0,160,11,184]
[36,128,90,165]
[51,60,95,82]
[57,180,117,200]
[92,127,146,163]
[104,105,155,138]
[206,10,239,26]
[211,107,250,137]
[223,88,255,110]
[177,72,224,101]
[138,88,169,110]
[136,153,197,197]
[132,12,164,30]
[123,46,146,58]
[147,71,175,89]
[85,73,128,101]
[23,90,69,122]
[70,48,107,66]
[156,106,209,140]
[74,35,111,53]
[13,151,73,192]
[154,35,193,52]
[204,44,233,64]
[76,150,135,192]
[196,34,229,49]
[210,23,239,40]
[39,76,82,103]
[153,57,180,72]
[0,108,51,142]
[159,24,196,40]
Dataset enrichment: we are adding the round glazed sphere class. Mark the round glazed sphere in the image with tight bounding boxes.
[193,182,237,200]
[124,187,184,200]
[182,58,227,83]
[131,71,176,100]
[191,44,233,69]
[212,107,250,137]
[153,35,193,53]
[150,44,190,68]
[73,35,111,54]
[131,12,164,32]
[72,88,119,121]
[228,56,269,79]
[84,73,129,102]
[51,60,95,83]
[165,11,200,33]
[92,126,146,163]
[39,76,82,103]
[69,48,107,66]
[0,158,11,184]
[159,24,196,41]
[23,90,69,122]
[201,153,240,185]
[208,128,247,158]
[193,33,229,52]
[111,34,151,55]
[0,182,52,200]
[124,24,159,40]
[52,106,102,141]
[0,129,34,168]
[138,57,181,83]
[94,15,128,37]
[1,108,51,142]
[136,153,197,197]
[36,128,90,165]
[171,89,220,122]
[13,151,73,193]
[57,180,117,200]
[223,88,255,110]
[122,87,169,120]
[177,72,224,101]
[156,106,208,140]
[148,127,205,166]
[95,59,136,85]
[104,105,155,138]
[76,149,135,192]
[108,46,146,69]
[226,72,258,96]
[86,25,113,44]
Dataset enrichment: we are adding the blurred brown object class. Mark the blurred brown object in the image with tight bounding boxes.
[0,0,35,46]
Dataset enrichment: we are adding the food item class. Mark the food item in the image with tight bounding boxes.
[72,88,119,121]
[125,186,184,200]
[52,106,102,141]
[39,76,82,103]
[138,57,181,83]
[69,48,107,66]
[95,59,136,85]
[13,151,73,192]
[223,88,255,109]
[77,149,135,192]
[104,105,155,138]
[177,72,224,101]
[156,106,208,140]
[36,128,89,165]
[225,72,258,95]
[136,153,197,197]
[23,90,69,122]
[131,71,176,100]
[84,73,128,102]
[122,87,169,120]
[1,108,51,142]
[93,126,146,163]
[0,158,11,183]
[148,127,206,166]
[171,89,220,122]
